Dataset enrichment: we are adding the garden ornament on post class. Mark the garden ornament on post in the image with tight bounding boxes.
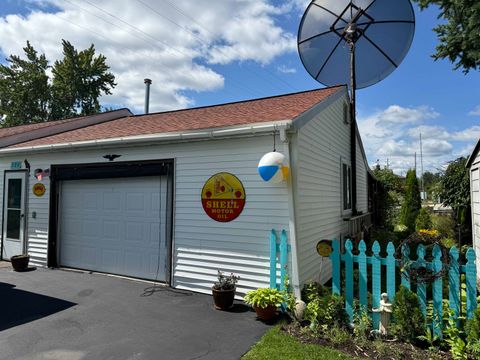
[372,293,393,336]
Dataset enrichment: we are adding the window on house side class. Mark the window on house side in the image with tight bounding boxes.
[342,162,352,212]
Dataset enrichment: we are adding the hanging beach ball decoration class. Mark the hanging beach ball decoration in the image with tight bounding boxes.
[258,152,289,183]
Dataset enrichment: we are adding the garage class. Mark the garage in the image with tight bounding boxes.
[50,161,173,282]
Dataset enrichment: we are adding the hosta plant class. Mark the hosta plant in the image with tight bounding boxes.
[244,288,285,309]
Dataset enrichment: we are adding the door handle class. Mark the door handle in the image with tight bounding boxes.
[20,213,25,218]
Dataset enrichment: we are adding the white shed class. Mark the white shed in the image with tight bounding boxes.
[467,140,480,276]
[0,86,373,297]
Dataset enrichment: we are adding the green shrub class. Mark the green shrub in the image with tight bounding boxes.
[391,286,426,343]
[431,214,456,239]
[301,281,328,303]
[304,294,349,332]
[325,325,351,345]
[466,308,480,345]
[416,208,432,231]
[353,305,372,345]
[443,309,467,360]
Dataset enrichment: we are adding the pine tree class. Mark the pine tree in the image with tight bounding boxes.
[0,41,50,126]
[413,0,480,73]
[0,40,116,127]
[400,169,422,233]
[50,40,116,120]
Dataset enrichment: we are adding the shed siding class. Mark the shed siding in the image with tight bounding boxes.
[356,139,369,214]
[0,136,289,295]
[471,153,480,276]
[295,94,356,285]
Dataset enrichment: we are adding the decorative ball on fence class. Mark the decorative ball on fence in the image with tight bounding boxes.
[258,152,289,183]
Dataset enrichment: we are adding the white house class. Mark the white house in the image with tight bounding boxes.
[467,140,480,276]
[0,86,373,297]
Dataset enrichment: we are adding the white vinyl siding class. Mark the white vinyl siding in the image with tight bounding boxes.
[356,138,369,213]
[0,135,290,296]
[294,94,370,286]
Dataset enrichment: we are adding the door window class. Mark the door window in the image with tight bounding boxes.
[6,178,22,240]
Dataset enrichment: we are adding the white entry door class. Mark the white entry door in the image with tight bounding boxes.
[59,176,170,281]
[2,171,27,259]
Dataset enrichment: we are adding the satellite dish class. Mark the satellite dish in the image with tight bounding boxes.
[298,0,415,89]
[297,0,415,214]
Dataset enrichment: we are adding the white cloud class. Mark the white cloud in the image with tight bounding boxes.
[407,125,450,140]
[451,126,480,142]
[277,65,297,74]
[357,104,463,174]
[0,0,297,112]
[377,105,439,125]
[468,105,480,116]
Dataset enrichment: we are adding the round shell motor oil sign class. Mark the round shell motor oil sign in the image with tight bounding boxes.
[201,172,246,222]
[33,183,46,197]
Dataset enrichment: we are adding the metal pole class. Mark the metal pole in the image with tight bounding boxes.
[144,78,152,114]
[420,132,424,200]
[349,41,357,215]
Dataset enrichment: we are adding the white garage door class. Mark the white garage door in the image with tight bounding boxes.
[59,176,169,281]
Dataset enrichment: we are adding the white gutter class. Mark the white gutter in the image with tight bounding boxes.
[281,127,301,299]
[0,121,292,155]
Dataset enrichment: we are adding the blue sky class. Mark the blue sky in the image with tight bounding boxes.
[0,0,478,174]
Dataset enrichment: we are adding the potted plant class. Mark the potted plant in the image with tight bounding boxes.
[212,271,239,310]
[10,254,30,272]
[244,287,285,321]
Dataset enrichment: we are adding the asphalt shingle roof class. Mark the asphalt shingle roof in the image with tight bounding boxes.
[9,86,343,148]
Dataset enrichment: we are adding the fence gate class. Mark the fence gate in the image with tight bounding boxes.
[330,239,477,335]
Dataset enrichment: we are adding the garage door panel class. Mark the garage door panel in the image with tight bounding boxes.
[103,220,122,240]
[82,192,98,210]
[103,192,122,210]
[59,176,169,281]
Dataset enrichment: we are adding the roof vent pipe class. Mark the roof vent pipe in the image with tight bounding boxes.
[144,78,152,114]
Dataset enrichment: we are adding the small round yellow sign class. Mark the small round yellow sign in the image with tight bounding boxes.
[316,240,333,257]
[33,183,46,197]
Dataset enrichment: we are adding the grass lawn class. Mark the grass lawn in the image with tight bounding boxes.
[242,326,358,360]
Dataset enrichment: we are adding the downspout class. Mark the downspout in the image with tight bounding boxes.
[281,128,301,299]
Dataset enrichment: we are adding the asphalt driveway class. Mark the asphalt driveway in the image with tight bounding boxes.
[0,267,269,360]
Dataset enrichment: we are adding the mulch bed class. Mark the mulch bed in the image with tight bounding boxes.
[282,323,451,360]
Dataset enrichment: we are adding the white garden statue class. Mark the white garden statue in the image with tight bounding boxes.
[372,293,393,336]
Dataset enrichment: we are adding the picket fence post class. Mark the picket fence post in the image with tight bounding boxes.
[269,230,277,289]
[416,244,427,316]
[386,242,396,303]
[401,244,411,290]
[279,230,288,291]
[372,241,381,329]
[432,245,443,337]
[466,248,477,319]
[358,240,368,309]
[331,239,341,296]
[344,239,354,323]
[449,247,460,319]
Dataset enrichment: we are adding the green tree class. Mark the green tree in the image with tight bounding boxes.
[372,165,403,229]
[0,41,50,126]
[413,0,480,73]
[422,171,442,201]
[51,40,116,119]
[439,157,470,222]
[400,169,422,232]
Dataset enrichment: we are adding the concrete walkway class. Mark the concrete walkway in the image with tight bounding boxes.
[0,267,269,360]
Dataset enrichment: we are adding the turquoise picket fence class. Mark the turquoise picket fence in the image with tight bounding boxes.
[269,229,290,291]
[330,239,478,336]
